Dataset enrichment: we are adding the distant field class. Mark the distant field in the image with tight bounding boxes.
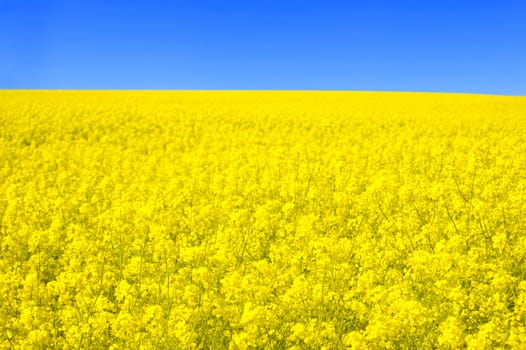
[1,91,526,349]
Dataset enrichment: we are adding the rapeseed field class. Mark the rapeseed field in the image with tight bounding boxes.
[1,91,526,349]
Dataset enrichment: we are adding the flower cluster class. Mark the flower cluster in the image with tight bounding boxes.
[1,91,525,348]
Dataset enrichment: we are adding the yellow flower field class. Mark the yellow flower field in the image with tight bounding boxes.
[1,91,526,349]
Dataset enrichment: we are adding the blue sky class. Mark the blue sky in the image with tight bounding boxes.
[1,0,525,94]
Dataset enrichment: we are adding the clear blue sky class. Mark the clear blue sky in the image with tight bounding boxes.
[1,0,525,94]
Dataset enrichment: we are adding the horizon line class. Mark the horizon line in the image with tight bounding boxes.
[1,89,525,97]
